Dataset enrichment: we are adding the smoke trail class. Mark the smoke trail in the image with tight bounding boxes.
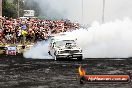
[23,41,53,59]
[24,18,132,59]
[26,0,132,24]
[65,18,132,58]
[26,0,82,22]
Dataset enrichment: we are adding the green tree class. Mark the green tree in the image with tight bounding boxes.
[24,0,40,17]
[13,0,25,17]
[2,0,17,18]
[13,0,40,17]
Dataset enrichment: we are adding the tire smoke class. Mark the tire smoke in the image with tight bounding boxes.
[24,18,132,59]
[66,18,132,58]
[23,41,53,59]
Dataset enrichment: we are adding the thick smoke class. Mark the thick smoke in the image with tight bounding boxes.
[24,18,132,59]
[65,18,132,58]
[23,41,53,59]
[26,0,132,24]
[26,0,82,22]
[23,0,132,58]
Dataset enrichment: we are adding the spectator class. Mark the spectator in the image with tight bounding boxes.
[0,16,80,45]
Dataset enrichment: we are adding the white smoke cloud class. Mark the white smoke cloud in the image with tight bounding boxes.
[23,41,53,59]
[23,0,132,59]
[66,18,132,58]
[26,0,132,24]
[26,0,82,23]
[24,18,132,59]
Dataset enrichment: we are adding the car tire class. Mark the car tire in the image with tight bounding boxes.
[54,56,59,61]
[77,56,82,61]
[54,52,58,61]
[55,56,57,61]
[48,51,51,55]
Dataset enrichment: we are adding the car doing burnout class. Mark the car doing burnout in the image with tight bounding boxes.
[48,35,83,60]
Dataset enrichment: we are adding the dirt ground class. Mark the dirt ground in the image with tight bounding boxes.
[0,55,132,88]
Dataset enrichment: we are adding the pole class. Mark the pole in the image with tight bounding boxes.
[17,0,20,18]
[102,0,105,23]
[81,0,84,24]
[0,0,2,16]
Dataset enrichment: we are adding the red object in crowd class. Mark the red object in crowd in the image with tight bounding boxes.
[5,46,17,55]
[6,50,16,55]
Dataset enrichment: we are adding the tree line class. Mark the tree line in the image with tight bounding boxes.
[2,0,40,18]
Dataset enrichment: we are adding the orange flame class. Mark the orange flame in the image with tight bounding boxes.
[78,66,86,76]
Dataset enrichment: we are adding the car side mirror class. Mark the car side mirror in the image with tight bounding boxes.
[53,44,54,47]
[52,42,55,47]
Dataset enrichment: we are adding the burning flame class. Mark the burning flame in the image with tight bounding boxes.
[78,66,86,76]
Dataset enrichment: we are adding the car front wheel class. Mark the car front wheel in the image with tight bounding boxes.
[54,56,60,61]
[77,56,82,61]
[54,56,57,61]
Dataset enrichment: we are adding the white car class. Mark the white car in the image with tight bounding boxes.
[48,35,83,60]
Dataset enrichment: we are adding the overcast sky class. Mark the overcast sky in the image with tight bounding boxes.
[77,0,132,24]
[33,0,132,24]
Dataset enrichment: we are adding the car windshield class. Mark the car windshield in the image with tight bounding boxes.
[55,40,76,47]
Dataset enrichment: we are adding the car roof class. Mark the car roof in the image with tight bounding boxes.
[52,36,76,42]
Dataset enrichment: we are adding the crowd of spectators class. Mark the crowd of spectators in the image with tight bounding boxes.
[0,16,80,45]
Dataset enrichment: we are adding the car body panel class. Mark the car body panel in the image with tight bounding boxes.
[49,34,83,60]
